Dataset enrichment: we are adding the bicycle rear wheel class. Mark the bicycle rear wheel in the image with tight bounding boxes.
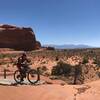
[14,70,22,84]
[27,69,39,84]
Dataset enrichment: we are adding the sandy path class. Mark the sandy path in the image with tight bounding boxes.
[0,85,76,100]
[0,80,100,100]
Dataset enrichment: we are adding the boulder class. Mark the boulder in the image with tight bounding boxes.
[0,24,41,51]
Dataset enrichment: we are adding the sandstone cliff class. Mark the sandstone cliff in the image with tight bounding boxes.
[0,24,41,51]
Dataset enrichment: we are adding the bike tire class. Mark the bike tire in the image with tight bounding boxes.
[27,69,39,84]
[14,70,22,84]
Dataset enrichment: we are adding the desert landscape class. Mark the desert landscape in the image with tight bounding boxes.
[0,0,100,99]
[0,48,100,100]
[0,24,100,100]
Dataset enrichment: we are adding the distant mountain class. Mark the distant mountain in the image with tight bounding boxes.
[43,44,93,49]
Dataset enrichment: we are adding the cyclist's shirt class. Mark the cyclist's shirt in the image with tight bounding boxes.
[17,57,29,68]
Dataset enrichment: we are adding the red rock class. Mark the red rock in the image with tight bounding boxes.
[0,24,41,51]
[35,41,41,49]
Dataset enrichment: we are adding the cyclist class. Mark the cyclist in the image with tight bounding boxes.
[17,53,31,81]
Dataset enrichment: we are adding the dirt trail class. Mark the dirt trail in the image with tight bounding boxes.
[0,80,100,100]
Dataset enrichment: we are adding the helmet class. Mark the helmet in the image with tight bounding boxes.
[22,52,27,57]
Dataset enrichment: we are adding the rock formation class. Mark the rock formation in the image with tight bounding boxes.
[0,24,41,51]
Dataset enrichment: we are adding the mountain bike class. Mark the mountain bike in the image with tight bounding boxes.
[14,67,40,84]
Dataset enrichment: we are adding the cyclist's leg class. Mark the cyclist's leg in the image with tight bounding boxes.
[19,67,25,82]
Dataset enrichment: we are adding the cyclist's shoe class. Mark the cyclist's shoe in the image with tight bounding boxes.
[21,78,24,82]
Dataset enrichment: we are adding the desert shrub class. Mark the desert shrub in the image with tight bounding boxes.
[93,57,100,67]
[55,56,59,61]
[0,54,17,59]
[41,66,48,71]
[96,71,100,78]
[38,66,48,75]
[51,61,84,84]
[93,57,98,64]
[0,54,6,59]
[73,64,84,84]
[74,65,82,75]
[82,57,88,64]
[51,61,72,76]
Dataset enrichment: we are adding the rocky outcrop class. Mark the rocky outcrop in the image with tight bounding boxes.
[0,24,41,51]
[35,41,41,49]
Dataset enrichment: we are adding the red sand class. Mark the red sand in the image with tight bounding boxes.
[0,85,76,100]
[0,80,100,100]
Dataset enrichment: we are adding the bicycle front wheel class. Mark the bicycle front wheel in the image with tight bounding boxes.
[27,69,39,84]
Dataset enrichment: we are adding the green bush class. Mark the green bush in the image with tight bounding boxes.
[93,57,100,67]
[51,61,72,76]
[51,61,84,84]
[82,57,88,64]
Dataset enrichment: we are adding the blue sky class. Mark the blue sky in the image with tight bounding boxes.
[0,0,100,46]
